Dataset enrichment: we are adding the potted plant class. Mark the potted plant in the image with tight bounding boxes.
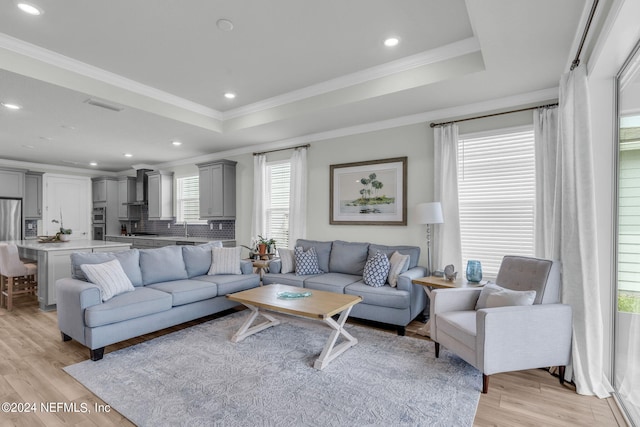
[256,235,276,258]
[52,209,72,241]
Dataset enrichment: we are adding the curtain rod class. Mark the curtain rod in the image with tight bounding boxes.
[429,103,558,128]
[570,0,599,71]
[253,143,310,156]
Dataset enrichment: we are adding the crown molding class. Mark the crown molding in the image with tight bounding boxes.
[221,37,481,120]
[0,32,223,120]
[0,157,118,176]
[154,86,558,170]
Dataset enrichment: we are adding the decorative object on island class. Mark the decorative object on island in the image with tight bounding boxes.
[415,202,444,275]
[465,260,482,283]
[330,157,407,225]
[444,264,457,281]
[51,209,72,241]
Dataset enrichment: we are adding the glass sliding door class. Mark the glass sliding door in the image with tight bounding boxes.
[616,39,640,426]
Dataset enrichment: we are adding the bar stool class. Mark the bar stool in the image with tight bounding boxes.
[0,243,38,311]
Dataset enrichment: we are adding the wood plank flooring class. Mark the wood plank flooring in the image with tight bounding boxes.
[0,297,627,426]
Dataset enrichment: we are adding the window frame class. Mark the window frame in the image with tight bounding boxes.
[175,175,207,225]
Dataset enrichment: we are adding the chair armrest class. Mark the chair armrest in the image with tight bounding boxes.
[476,303,572,375]
[240,260,254,275]
[431,287,482,313]
[55,278,102,345]
[397,266,428,292]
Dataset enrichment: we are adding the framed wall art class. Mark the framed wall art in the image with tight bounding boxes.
[330,157,407,225]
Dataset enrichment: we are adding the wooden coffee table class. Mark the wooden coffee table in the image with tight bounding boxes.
[227,284,362,370]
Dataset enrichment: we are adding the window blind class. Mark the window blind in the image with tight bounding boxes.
[176,176,205,223]
[458,127,535,278]
[266,161,291,248]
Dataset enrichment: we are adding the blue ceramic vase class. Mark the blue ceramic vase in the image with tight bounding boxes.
[466,260,482,283]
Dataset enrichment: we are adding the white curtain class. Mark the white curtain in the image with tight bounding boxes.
[251,154,267,243]
[433,123,462,272]
[288,147,307,248]
[534,66,612,397]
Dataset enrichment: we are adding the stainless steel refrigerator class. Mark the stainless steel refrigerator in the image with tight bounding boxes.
[0,198,22,241]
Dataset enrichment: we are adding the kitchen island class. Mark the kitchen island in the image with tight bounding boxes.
[5,239,131,311]
[105,235,235,249]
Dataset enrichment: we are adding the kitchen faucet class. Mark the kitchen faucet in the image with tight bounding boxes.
[184,221,189,238]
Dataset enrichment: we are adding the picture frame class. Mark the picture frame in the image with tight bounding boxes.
[330,157,407,225]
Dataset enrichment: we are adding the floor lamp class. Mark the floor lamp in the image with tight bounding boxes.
[416,202,444,276]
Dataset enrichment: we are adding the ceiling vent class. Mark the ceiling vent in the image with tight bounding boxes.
[84,98,124,112]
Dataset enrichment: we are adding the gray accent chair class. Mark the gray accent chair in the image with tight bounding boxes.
[430,255,572,393]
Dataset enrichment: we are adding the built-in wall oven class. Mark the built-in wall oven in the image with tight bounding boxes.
[92,207,106,240]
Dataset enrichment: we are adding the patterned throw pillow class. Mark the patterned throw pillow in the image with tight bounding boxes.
[363,251,391,287]
[278,248,296,274]
[208,247,242,275]
[80,259,135,302]
[294,246,323,276]
[387,251,410,287]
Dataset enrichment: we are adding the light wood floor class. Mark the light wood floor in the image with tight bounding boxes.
[0,296,627,426]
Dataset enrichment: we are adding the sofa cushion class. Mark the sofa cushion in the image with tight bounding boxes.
[345,282,411,309]
[387,251,410,287]
[208,247,242,275]
[295,239,332,273]
[71,249,143,287]
[262,272,313,288]
[80,259,135,302]
[139,246,189,285]
[182,241,224,278]
[436,311,477,350]
[193,274,260,295]
[294,246,323,275]
[84,287,172,328]
[303,273,361,293]
[147,279,218,306]
[363,251,391,287]
[368,244,420,269]
[328,240,369,275]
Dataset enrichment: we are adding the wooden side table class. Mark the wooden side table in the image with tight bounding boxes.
[247,258,278,285]
[412,276,485,336]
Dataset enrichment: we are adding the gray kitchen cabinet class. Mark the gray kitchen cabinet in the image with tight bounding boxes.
[92,178,108,203]
[0,168,26,198]
[147,171,174,220]
[25,172,43,218]
[117,176,140,219]
[197,160,236,219]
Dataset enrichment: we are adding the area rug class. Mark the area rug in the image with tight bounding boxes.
[64,311,481,426]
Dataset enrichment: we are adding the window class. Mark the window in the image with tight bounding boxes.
[266,161,291,248]
[457,126,535,278]
[176,176,206,224]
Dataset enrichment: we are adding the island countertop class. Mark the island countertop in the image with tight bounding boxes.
[4,239,133,252]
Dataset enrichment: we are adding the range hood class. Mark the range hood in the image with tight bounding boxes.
[125,169,152,205]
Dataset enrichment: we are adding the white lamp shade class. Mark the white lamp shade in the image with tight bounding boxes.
[415,202,444,225]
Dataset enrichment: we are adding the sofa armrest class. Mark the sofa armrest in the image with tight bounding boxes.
[268,259,282,274]
[240,260,254,275]
[55,278,102,345]
[396,266,428,292]
[476,303,573,375]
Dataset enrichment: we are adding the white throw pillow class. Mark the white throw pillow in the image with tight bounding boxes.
[80,259,134,302]
[208,247,242,275]
[278,248,295,274]
[387,251,410,287]
[475,283,536,310]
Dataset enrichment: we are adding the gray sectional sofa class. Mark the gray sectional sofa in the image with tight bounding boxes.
[263,239,427,335]
[56,243,259,361]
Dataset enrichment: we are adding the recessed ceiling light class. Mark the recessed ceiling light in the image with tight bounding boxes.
[216,19,234,32]
[172,141,182,146]
[224,92,236,100]
[21,144,35,150]
[89,162,98,167]
[61,124,77,130]
[16,2,43,15]
[39,136,53,141]
[124,153,133,158]
[2,103,22,110]
[384,37,400,47]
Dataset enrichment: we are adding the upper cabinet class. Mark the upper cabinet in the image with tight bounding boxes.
[117,176,140,220]
[92,178,107,203]
[0,168,25,198]
[197,160,236,219]
[25,172,43,218]
[147,171,174,220]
